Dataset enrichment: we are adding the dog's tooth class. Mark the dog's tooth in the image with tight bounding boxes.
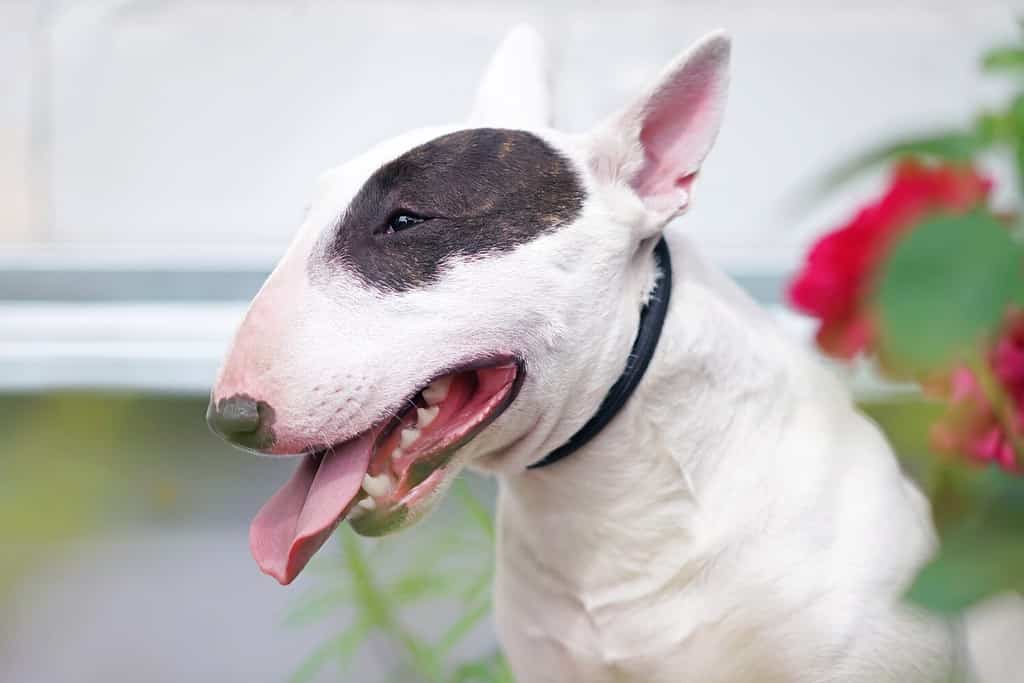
[348,504,367,520]
[362,473,392,498]
[357,497,377,511]
[416,405,439,428]
[423,376,452,406]
[400,426,420,449]
[391,447,404,461]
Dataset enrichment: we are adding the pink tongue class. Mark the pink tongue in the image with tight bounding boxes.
[249,432,374,585]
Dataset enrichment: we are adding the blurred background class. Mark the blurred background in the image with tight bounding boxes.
[1,1,1021,681]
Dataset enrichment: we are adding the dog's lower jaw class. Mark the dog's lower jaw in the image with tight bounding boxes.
[492,236,967,683]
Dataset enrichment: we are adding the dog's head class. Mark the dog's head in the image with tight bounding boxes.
[208,25,730,584]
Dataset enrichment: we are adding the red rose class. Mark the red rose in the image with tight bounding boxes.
[789,160,991,359]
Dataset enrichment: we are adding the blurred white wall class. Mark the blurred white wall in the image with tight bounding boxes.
[1,0,1022,272]
[0,0,37,242]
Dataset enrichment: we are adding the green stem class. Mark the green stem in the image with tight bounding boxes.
[342,532,445,683]
[454,478,495,541]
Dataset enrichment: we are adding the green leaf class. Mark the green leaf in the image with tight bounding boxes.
[875,210,1024,373]
[284,585,355,627]
[816,132,986,195]
[389,572,463,604]
[455,478,496,541]
[974,110,1017,147]
[451,651,516,683]
[982,46,1024,73]
[787,131,989,215]
[289,620,372,683]
[459,570,494,606]
[436,598,491,657]
[451,661,494,683]
[907,473,1024,613]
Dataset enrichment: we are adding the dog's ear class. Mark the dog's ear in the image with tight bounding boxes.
[588,31,730,234]
[469,24,551,129]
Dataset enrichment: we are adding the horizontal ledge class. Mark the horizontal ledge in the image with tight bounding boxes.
[0,269,271,303]
[0,302,246,393]
[0,302,912,401]
[0,352,221,395]
[0,269,788,305]
[0,302,246,342]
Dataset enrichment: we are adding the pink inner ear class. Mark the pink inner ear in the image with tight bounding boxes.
[632,50,725,206]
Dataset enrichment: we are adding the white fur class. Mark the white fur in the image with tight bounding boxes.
[494,235,963,682]
[211,26,1022,682]
[470,23,552,129]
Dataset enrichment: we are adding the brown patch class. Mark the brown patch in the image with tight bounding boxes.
[318,128,586,292]
[498,139,515,159]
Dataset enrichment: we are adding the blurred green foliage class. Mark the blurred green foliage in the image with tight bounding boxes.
[907,477,1024,612]
[876,211,1024,374]
[0,393,513,680]
[287,479,513,683]
[0,393,248,600]
[863,398,1024,610]
[821,30,1024,614]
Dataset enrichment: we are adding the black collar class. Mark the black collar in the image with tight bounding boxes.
[528,237,673,469]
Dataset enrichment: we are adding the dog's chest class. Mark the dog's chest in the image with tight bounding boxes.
[491,487,818,683]
[492,537,810,683]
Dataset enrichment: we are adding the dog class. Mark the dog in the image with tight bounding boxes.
[208,26,1023,682]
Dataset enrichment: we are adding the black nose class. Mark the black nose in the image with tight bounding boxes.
[207,394,270,448]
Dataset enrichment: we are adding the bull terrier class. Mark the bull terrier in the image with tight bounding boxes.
[208,25,1022,682]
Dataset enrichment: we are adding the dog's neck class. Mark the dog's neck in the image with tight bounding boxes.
[496,233,833,597]
[492,237,965,682]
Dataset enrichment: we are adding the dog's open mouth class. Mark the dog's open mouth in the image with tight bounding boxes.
[249,360,521,585]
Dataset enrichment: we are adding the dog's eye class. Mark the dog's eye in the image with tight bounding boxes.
[381,211,426,234]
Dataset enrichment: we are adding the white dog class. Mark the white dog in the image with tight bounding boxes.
[208,26,1022,682]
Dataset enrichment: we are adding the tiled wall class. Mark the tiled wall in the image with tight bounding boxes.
[0,0,1020,271]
